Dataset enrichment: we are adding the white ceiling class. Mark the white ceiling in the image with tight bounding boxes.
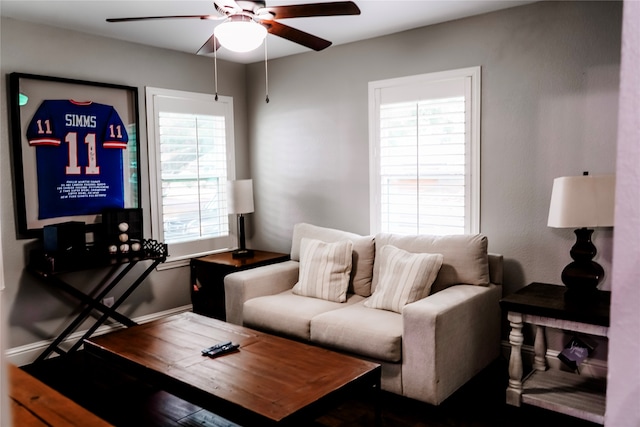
[1,0,537,64]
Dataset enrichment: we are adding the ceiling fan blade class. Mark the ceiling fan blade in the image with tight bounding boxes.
[262,1,360,20]
[197,35,221,55]
[215,0,244,11]
[264,21,331,51]
[106,15,220,23]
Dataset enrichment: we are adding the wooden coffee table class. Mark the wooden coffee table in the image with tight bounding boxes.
[83,312,381,426]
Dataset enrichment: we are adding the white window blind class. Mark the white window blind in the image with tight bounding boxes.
[158,111,228,243]
[369,67,481,235]
[147,88,235,261]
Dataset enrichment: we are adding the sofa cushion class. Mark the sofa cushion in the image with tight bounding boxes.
[311,301,403,362]
[373,233,490,294]
[292,238,353,303]
[291,223,375,296]
[364,245,443,313]
[243,290,366,341]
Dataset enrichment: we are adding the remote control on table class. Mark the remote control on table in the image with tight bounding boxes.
[205,343,240,358]
[201,341,232,356]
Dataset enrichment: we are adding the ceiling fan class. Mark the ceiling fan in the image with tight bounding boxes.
[107,1,361,54]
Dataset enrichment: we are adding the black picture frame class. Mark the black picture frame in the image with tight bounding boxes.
[8,72,141,239]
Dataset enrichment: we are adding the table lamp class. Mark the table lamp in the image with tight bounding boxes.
[227,179,254,259]
[547,172,615,294]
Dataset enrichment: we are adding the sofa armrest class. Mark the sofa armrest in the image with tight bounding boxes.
[402,283,502,404]
[224,260,300,325]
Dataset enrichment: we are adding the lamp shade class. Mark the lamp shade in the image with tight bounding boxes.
[227,179,254,214]
[214,16,267,53]
[547,174,615,228]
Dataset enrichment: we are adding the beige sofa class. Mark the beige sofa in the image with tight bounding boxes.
[224,223,503,405]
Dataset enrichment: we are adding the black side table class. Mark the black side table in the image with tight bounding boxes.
[500,282,610,424]
[190,250,289,320]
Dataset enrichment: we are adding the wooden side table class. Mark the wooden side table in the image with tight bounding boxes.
[500,282,610,424]
[190,250,289,320]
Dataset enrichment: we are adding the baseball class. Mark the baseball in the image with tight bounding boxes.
[131,242,141,252]
[118,222,129,232]
[120,243,130,253]
[119,233,128,242]
[108,245,118,254]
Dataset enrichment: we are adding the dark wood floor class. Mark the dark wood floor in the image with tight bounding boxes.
[22,352,601,427]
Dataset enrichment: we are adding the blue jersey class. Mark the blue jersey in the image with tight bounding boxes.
[27,100,129,219]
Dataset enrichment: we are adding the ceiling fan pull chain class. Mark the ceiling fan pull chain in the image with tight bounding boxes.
[214,40,219,101]
[264,37,269,104]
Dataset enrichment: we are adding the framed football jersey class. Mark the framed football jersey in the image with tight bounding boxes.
[8,73,141,239]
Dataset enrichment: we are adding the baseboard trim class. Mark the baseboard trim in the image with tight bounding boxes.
[6,305,193,367]
[500,340,607,379]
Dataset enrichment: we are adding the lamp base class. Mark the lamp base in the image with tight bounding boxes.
[561,228,605,295]
[232,249,254,259]
[233,214,253,259]
[561,261,604,292]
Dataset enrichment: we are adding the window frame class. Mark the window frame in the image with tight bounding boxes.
[146,87,236,266]
[368,66,481,235]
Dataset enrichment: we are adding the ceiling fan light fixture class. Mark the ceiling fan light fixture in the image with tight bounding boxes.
[214,15,267,53]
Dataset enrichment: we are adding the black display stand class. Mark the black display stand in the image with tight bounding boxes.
[28,242,168,362]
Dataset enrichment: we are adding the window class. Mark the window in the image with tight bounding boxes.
[146,87,235,262]
[369,67,481,235]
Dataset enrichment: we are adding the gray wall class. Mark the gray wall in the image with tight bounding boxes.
[246,1,621,296]
[0,17,248,352]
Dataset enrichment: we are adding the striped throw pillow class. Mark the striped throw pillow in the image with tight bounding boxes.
[365,245,443,313]
[292,238,353,302]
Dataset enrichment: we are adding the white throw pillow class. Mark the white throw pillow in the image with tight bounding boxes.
[365,245,443,313]
[292,238,353,303]
[373,233,489,294]
[291,223,375,296]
